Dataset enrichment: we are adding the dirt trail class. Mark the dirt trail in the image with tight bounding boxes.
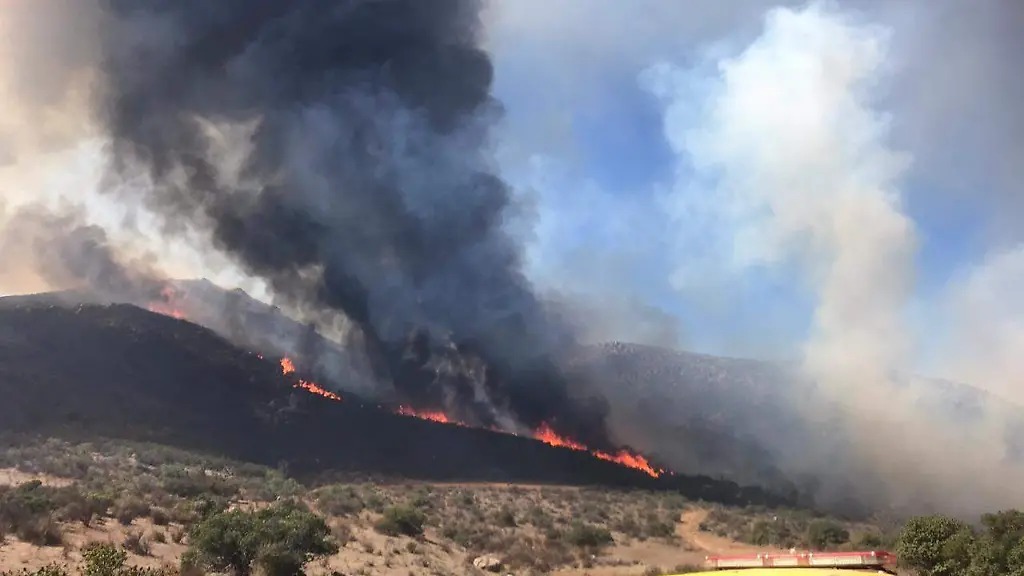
[677,508,780,556]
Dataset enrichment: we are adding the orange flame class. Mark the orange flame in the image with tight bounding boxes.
[395,405,466,427]
[393,408,663,478]
[593,450,663,478]
[532,422,587,451]
[280,358,296,374]
[147,285,186,319]
[531,422,663,478]
[294,379,343,401]
[279,357,341,402]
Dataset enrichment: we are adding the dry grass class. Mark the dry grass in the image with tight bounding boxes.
[0,436,875,575]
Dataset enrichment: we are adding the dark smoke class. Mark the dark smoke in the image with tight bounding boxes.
[94,0,610,445]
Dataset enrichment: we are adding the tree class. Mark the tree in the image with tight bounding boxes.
[1005,538,1024,576]
[805,519,849,550]
[184,501,337,576]
[897,515,973,576]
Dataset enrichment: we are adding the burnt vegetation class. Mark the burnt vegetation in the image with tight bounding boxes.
[0,300,788,507]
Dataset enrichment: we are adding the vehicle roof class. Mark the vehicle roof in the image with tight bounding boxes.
[671,565,888,569]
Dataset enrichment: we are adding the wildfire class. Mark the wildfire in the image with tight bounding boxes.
[593,450,663,478]
[393,409,664,478]
[280,358,296,374]
[532,422,587,451]
[294,379,343,401]
[279,357,342,402]
[395,405,465,427]
[147,285,186,319]
[531,422,663,478]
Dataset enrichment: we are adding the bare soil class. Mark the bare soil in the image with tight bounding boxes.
[0,471,779,576]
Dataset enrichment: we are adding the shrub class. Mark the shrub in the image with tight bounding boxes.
[123,531,150,556]
[83,544,128,576]
[184,501,337,576]
[314,486,365,517]
[855,531,884,548]
[495,507,517,528]
[149,508,169,526]
[806,519,850,550]
[0,481,63,537]
[374,506,425,538]
[16,516,64,547]
[0,564,70,576]
[113,499,151,526]
[565,522,613,549]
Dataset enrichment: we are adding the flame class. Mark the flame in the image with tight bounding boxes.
[280,358,296,374]
[593,450,663,478]
[533,422,587,451]
[531,422,663,478]
[294,379,343,401]
[147,285,187,319]
[395,405,466,427]
[278,357,341,402]
[393,409,664,478]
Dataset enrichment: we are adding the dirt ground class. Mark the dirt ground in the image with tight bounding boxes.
[554,508,779,576]
[0,468,779,576]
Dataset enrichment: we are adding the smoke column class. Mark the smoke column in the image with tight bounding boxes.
[645,1,1024,515]
[88,0,609,444]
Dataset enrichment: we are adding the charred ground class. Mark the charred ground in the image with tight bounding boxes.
[0,299,786,507]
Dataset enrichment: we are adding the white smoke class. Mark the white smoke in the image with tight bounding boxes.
[939,246,1024,406]
[640,1,1024,515]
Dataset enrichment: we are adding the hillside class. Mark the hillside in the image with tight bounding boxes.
[0,300,785,507]
[564,341,1024,508]
[11,282,1020,511]
[0,436,831,576]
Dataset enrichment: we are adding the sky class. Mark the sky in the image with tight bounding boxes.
[1,0,1023,404]
[483,0,1024,387]
[1,0,1023,513]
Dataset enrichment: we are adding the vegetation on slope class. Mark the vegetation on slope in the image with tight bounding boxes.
[0,435,1018,576]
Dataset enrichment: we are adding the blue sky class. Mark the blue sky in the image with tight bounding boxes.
[493,52,815,357]
[484,0,1024,375]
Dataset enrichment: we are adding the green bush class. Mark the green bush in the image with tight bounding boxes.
[0,563,70,576]
[374,506,425,538]
[565,522,613,549]
[897,515,972,576]
[123,531,150,556]
[83,544,128,576]
[15,516,63,547]
[805,519,849,550]
[184,501,337,576]
[113,498,151,526]
[313,486,365,517]
[495,507,517,528]
[896,511,1024,576]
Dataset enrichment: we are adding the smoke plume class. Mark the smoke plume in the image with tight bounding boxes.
[0,205,163,302]
[84,0,609,444]
[644,1,1024,515]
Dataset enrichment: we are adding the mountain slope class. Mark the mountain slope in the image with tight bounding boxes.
[564,341,1024,509]
[0,300,786,507]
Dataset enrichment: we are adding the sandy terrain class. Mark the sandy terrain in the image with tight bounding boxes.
[0,471,778,576]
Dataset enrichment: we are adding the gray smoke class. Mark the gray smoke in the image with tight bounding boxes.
[90,0,611,444]
[0,203,163,302]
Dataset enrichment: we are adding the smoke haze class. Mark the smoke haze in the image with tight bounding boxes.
[92,0,611,446]
[2,0,1024,517]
